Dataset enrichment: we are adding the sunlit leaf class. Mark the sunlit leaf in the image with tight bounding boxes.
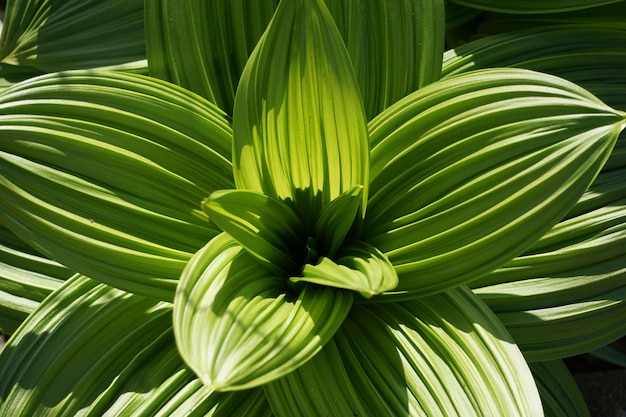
[174,233,352,391]
[232,0,369,227]
[365,68,625,298]
[0,71,234,300]
[266,286,542,416]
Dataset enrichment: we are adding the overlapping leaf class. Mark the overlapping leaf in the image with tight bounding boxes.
[447,0,625,13]
[0,274,272,416]
[0,71,233,300]
[265,287,542,416]
[174,233,352,391]
[530,361,590,417]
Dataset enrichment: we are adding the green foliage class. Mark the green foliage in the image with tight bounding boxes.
[0,0,625,415]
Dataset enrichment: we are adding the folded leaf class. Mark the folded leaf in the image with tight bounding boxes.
[365,68,625,298]
[265,286,542,416]
[313,185,363,257]
[202,189,306,274]
[0,71,234,300]
[233,0,369,226]
[0,275,272,416]
[0,0,146,72]
[174,233,352,390]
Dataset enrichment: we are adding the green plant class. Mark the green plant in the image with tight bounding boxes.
[0,0,625,415]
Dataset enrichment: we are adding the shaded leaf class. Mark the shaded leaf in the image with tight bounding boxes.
[313,185,363,257]
[531,360,590,417]
[447,0,624,13]
[174,233,352,390]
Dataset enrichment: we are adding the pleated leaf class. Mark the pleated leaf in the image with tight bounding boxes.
[0,225,72,334]
[174,233,353,391]
[365,68,625,298]
[325,0,445,118]
[0,0,146,73]
[232,0,369,227]
[530,361,590,417]
[145,0,277,112]
[202,189,305,275]
[313,185,363,257]
[0,274,272,416]
[447,0,624,13]
[0,71,234,300]
[265,286,542,416]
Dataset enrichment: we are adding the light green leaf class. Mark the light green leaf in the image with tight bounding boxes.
[0,275,272,416]
[0,71,234,300]
[365,68,625,298]
[325,0,445,118]
[0,0,146,73]
[313,185,363,257]
[145,0,277,112]
[0,224,72,334]
[447,0,624,13]
[202,189,306,275]
[174,233,352,391]
[265,286,542,416]
[233,0,369,227]
[531,360,590,417]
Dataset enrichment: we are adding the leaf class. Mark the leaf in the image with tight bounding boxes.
[313,185,363,257]
[0,71,234,300]
[0,275,272,416]
[265,286,543,416]
[202,189,306,275]
[232,0,369,227]
[365,68,625,298]
[0,0,146,73]
[325,0,445,118]
[0,225,72,334]
[530,361,590,417]
[174,233,352,391]
[446,0,624,13]
[145,0,278,112]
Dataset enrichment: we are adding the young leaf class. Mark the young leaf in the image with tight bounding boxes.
[202,189,306,274]
[174,233,352,391]
[232,0,369,226]
[265,286,543,416]
[313,185,363,257]
[365,68,625,298]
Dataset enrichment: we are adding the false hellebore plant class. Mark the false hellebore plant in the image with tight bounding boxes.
[1,0,626,415]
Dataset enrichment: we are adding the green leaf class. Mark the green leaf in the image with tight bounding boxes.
[202,189,306,275]
[0,275,272,416]
[145,0,277,112]
[325,0,445,118]
[232,0,369,227]
[0,71,234,300]
[174,233,352,391]
[0,0,146,73]
[365,68,625,298]
[313,185,363,257]
[530,361,590,417]
[447,0,625,13]
[265,286,542,416]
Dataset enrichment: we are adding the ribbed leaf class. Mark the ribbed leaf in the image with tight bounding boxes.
[232,0,369,227]
[174,233,352,391]
[0,71,234,300]
[531,361,590,417]
[295,240,398,298]
[0,275,272,416]
[0,0,146,73]
[145,0,277,112]
[447,0,624,13]
[313,185,363,257]
[265,286,542,416]
[202,189,305,275]
[365,68,625,298]
[0,225,72,334]
[325,0,445,118]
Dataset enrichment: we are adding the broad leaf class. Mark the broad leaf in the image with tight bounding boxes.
[232,0,369,226]
[174,233,352,390]
[447,0,624,13]
[0,71,233,300]
[0,275,272,416]
[365,68,625,298]
[265,286,542,416]
[203,189,305,275]
[530,361,590,417]
[0,0,146,73]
